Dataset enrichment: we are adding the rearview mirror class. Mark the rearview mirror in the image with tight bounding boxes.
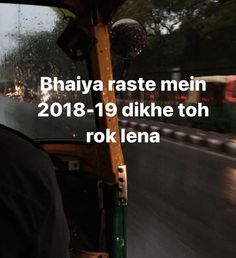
[57,19,96,61]
[110,18,147,59]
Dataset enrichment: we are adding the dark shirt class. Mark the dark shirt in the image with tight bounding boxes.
[0,125,70,258]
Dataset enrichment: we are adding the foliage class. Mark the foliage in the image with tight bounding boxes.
[117,0,236,76]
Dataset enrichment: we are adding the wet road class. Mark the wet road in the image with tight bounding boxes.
[123,139,236,258]
[0,95,95,140]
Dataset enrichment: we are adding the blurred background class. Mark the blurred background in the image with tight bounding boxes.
[113,1,236,257]
[114,0,236,133]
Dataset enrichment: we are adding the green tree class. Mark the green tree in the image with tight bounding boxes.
[119,0,236,76]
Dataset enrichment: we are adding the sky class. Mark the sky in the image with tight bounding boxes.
[0,3,58,60]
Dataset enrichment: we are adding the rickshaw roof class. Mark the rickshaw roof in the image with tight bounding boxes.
[194,75,236,84]
[2,0,126,22]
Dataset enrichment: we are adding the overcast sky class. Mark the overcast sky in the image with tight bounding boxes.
[0,3,57,60]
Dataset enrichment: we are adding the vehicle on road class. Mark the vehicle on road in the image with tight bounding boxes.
[186,75,236,132]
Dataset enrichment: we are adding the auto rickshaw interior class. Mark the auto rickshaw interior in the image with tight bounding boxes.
[0,1,129,257]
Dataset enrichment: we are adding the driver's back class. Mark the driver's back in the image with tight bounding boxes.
[0,125,70,258]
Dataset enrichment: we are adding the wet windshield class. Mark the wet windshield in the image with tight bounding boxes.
[0,3,95,141]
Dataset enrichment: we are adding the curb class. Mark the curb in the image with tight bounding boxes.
[119,119,236,157]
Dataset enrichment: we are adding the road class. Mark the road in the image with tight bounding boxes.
[123,139,236,258]
[0,95,95,140]
[1,94,236,257]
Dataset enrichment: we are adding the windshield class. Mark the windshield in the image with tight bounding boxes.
[0,3,95,141]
